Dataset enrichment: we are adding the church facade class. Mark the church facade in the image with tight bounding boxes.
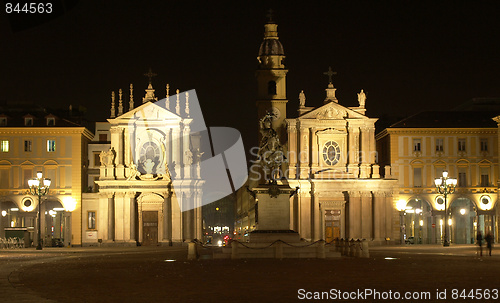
[82,76,204,246]
[236,19,398,244]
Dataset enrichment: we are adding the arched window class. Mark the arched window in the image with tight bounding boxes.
[268,81,277,95]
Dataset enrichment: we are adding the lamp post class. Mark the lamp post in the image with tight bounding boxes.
[396,200,407,245]
[28,171,51,250]
[434,171,456,246]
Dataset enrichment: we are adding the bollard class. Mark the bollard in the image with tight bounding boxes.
[275,241,283,259]
[361,239,370,258]
[317,242,326,259]
[349,239,355,257]
[231,241,239,259]
[187,242,197,260]
[355,239,362,258]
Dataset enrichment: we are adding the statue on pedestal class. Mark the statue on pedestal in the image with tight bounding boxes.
[257,113,286,183]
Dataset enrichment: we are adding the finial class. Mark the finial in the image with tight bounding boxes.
[118,88,123,116]
[185,91,190,117]
[175,89,180,115]
[266,9,274,23]
[166,84,170,110]
[323,66,337,84]
[110,91,116,118]
[299,90,306,108]
[144,67,157,85]
[129,84,134,111]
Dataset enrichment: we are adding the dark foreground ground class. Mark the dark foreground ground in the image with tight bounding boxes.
[1,245,499,302]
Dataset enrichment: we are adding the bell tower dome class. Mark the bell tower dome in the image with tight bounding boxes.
[256,13,288,141]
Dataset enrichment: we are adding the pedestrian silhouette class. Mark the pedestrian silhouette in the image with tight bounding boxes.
[485,232,493,256]
[477,231,483,256]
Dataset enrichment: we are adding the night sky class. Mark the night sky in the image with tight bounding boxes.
[2,0,500,151]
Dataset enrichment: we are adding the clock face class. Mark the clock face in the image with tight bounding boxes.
[323,141,340,166]
[267,107,281,119]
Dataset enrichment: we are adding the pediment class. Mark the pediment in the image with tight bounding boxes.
[299,101,368,120]
[109,100,181,123]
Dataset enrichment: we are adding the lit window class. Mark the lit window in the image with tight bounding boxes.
[480,139,488,152]
[47,118,55,126]
[24,140,32,152]
[458,138,466,152]
[88,211,96,230]
[0,140,8,152]
[0,117,6,126]
[25,117,33,126]
[413,139,421,152]
[47,140,56,152]
[435,138,443,152]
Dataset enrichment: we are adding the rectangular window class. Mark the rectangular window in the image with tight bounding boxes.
[47,140,56,152]
[413,139,421,152]
[458,138,466,152]
[435,138,444,152]
[413,167,422,187]
[458,172,467,187]
[99,134,107,142]
[0,118,6,126]
[1,140,9,152]
[24,140,32,152]
[88,211,96,230]
[25,118,33,126]
[480,167,489,187]
[480,139,488,152]
[93,152,101,167]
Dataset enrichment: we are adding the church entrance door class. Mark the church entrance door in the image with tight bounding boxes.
[325,210,341,243]
[142,211,158,246]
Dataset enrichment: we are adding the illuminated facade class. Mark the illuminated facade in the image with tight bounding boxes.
[236,19,398,244]
[82,78,204,246]
[377,111,498,244]
[0,105,92,247]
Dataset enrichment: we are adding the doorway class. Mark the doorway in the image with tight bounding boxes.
[324,209,341,243]
[142,211,158,246]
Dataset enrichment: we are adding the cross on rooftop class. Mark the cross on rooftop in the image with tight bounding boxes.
[144,67,157,84]
[323,66,337,84]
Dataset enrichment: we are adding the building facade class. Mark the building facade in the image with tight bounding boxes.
[377,111,498,244]
[236,19,398,244]
[0,105,92,246]
[82,79,205,246]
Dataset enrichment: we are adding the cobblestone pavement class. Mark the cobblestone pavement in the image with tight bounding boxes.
[1,244,498,303]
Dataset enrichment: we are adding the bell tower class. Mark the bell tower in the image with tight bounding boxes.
[256,14,288,141]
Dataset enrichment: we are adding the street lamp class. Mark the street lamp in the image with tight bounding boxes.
[28,171,51,250]
[434,171,457,246]
[396,199,406,245]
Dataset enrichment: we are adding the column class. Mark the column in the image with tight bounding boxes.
[183,122,192,179]
[372,191,385,242]
[163,191,172,244]
[311,127,319,175]
[128,192,136,242]
[114,192,126,241]
[348,125,360,178]
[172,127,181,178]
[311,190,321,241]
[348,191,361,239]
[299,126,309,179]
[361,191,373,240]
[287,120,297,179]
[359,126,370,178]
[194,189,203,240]
[385,192,394,241]
[171,190,183,244]
[368,127,376,164]
[107,193,115,242]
